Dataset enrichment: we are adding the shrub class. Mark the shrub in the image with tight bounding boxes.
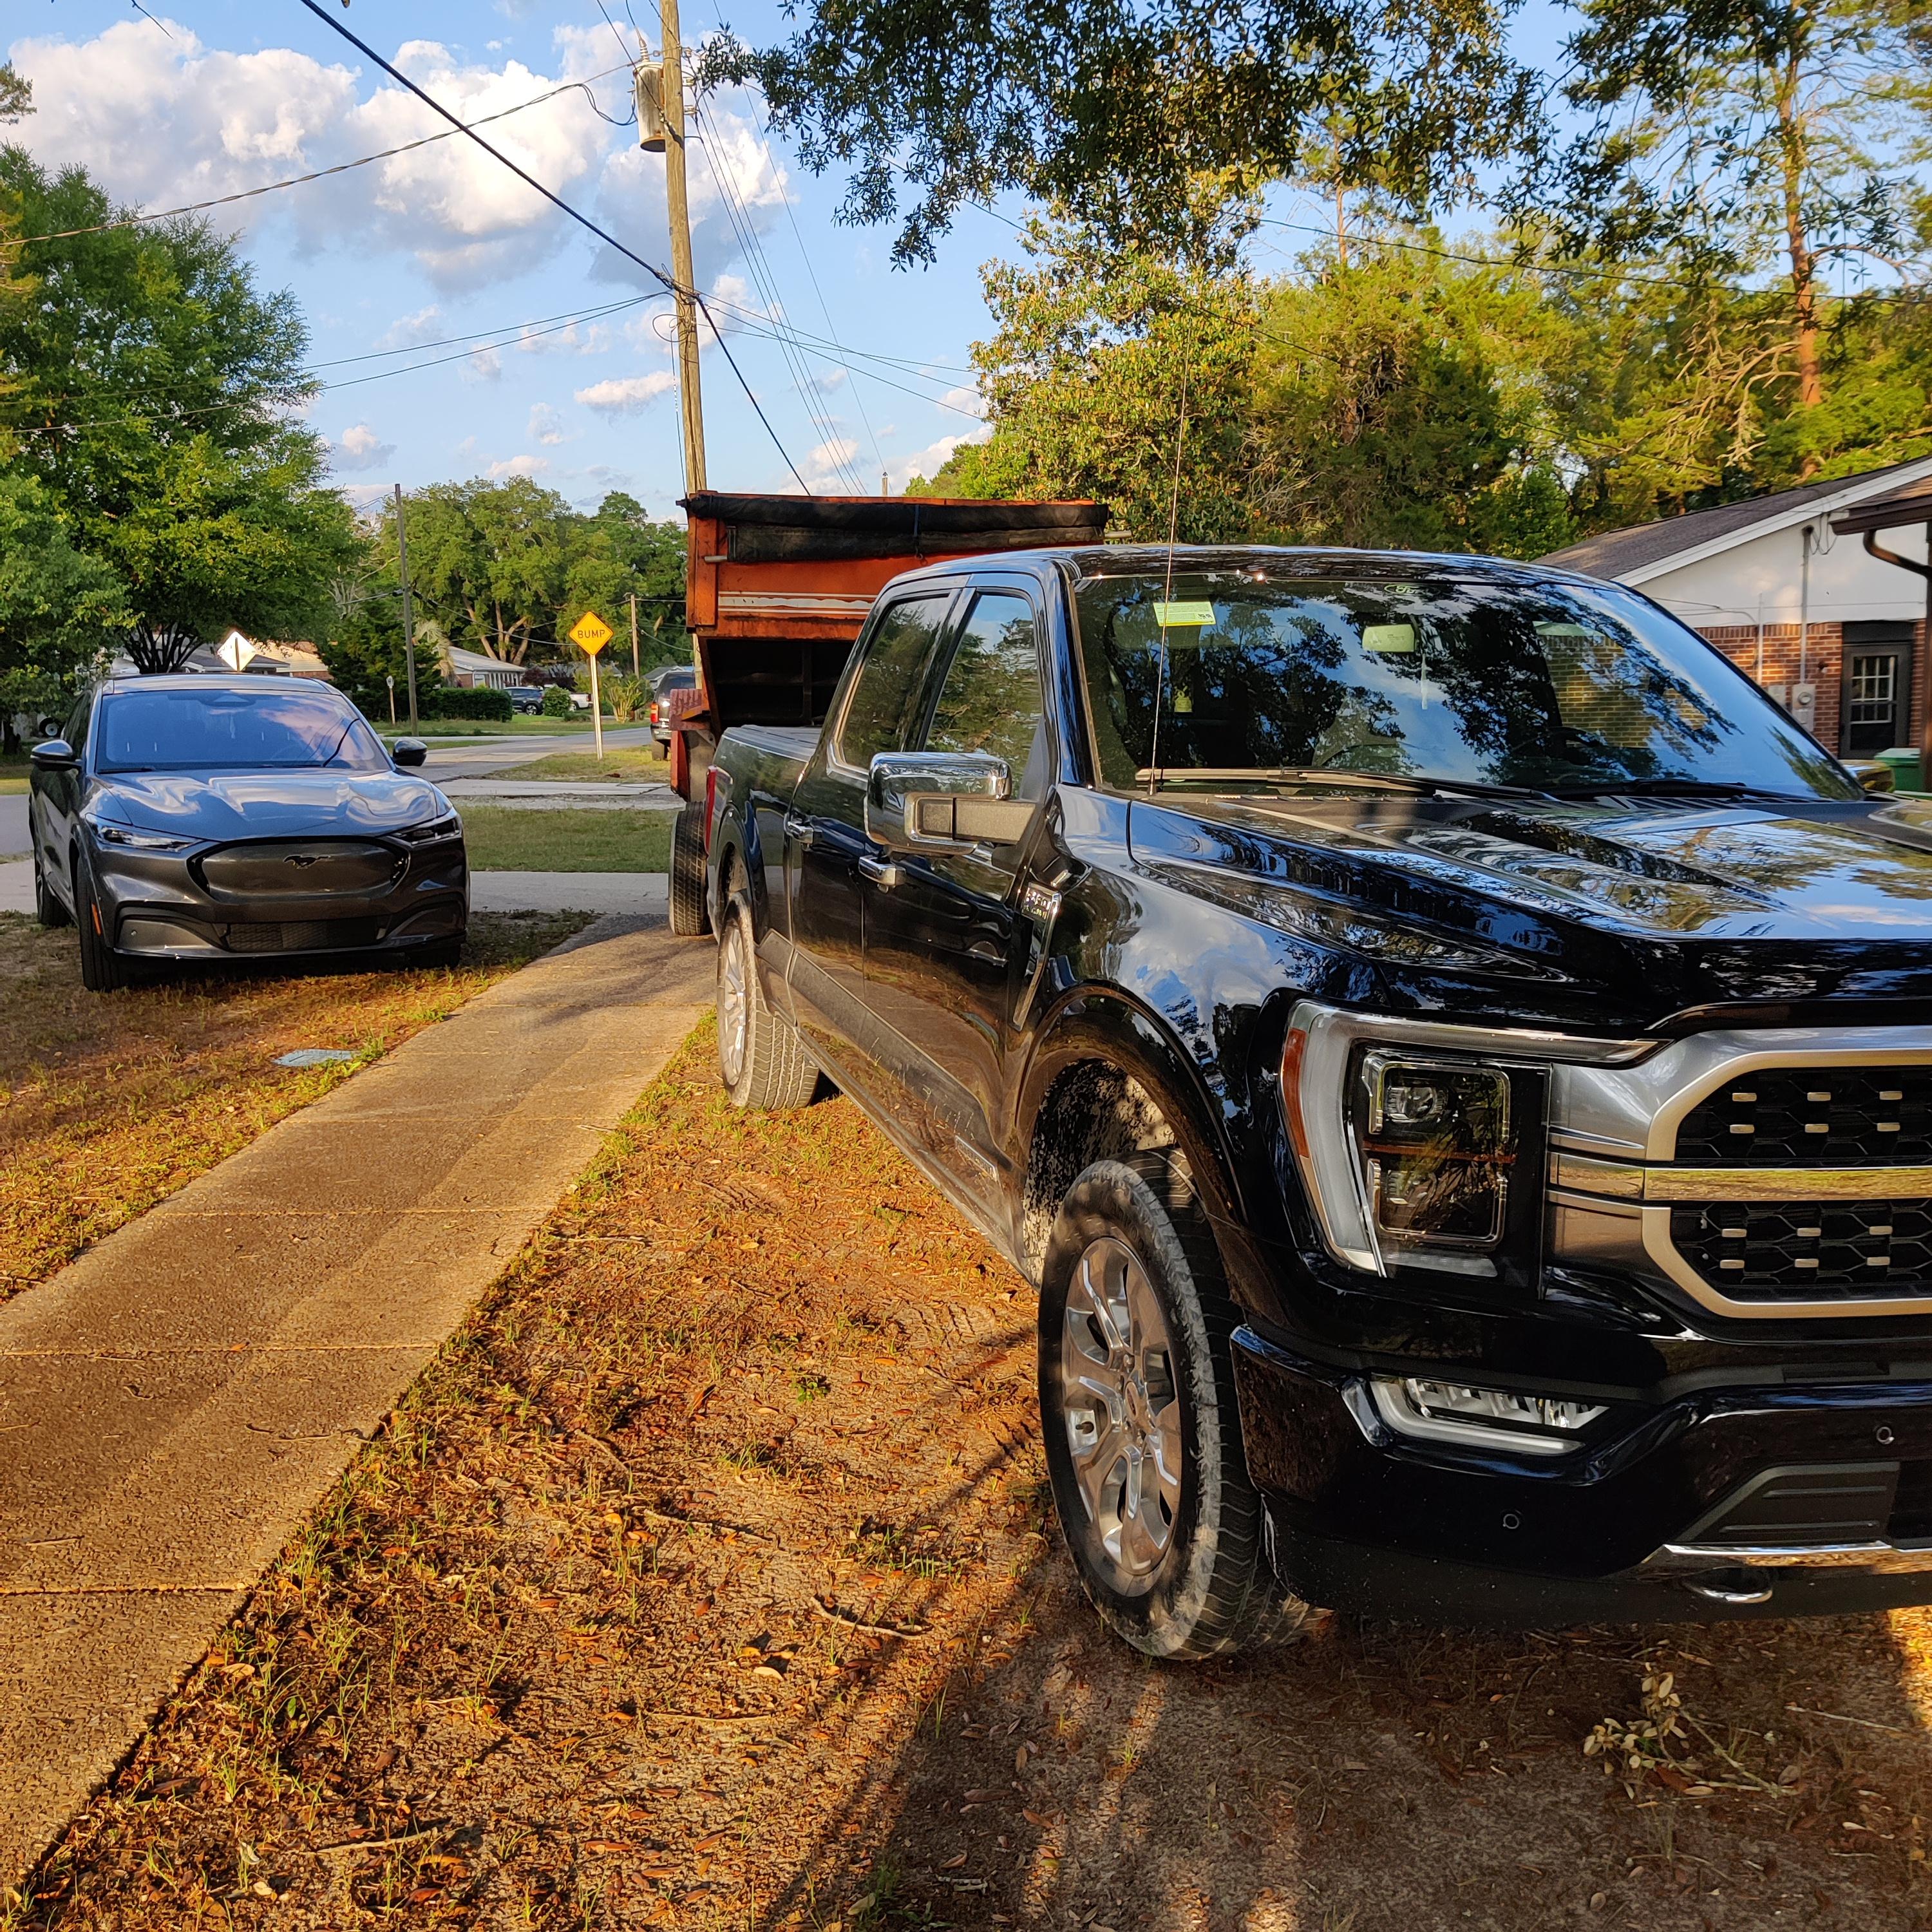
[541,685,573,718]
[605,673,645,722]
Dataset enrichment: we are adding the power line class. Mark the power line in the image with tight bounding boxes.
[0,66,637,251]
[290,0,810,493]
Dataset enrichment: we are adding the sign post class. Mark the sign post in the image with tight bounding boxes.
[385,673,396,724]
[569,611,614,761]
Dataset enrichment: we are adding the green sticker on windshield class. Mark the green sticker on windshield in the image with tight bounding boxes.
[1153,600,1216,629]
[1362,623,1416,652]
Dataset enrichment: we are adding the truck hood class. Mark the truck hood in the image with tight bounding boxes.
[1126,789,1932,1021]
[91,769,448,840]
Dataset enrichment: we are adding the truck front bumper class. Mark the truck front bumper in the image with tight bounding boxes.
[1233,1326,1932,1622]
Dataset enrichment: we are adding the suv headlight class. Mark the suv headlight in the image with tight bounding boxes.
[395,811,462,846]
[1283,1001,1543,1280]
[80,802,194,852]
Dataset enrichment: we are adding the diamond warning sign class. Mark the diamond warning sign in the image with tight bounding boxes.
[569,611,614,655]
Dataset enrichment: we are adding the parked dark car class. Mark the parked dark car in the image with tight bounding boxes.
[29,675,468,992]
[647,664,698,748]
[508,684,549,715]
[701,542,1932,1658]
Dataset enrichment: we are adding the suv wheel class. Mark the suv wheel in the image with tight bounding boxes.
[716,897,819,1110]
[1039,1158,1307,1659]
[668,804,710,937]
[33,834,70,929]
[73,848,128,993]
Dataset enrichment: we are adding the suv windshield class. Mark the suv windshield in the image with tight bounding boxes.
[1072,569,1859,801]
[96,687,391,774]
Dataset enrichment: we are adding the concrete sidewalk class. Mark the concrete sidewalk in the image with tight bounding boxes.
[0,913,710,1893]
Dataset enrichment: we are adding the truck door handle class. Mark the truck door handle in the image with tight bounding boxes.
[858,853,907,889]
[784,813,815,849]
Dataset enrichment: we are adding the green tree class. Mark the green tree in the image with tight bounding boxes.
[563,492,688,672]
[1552,0,1932,475]
[0,151,357,670]
[922,210,1264,541]
[398,478,572,665]
[0,471,128,746]
[705,0,1539,267]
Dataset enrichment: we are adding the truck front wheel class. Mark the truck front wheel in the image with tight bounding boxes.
[1039,1158,1308,1659]
[669,804,710,937]
[716,897,819,1110]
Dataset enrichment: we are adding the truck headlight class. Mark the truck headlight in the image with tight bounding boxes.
[1283,1003,1539,1280]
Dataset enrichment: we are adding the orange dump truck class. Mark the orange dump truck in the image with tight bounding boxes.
[663,491,1108,927]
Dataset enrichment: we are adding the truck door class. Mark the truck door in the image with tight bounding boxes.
[860,586,1050,1200]
[784,589,956,1097]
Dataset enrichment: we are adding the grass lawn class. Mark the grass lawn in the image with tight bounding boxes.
[0,909,589,1297]
[480,747,668,783]
[26,1026,1932,1932]
[460,803,672,871]
[0,775,28,795]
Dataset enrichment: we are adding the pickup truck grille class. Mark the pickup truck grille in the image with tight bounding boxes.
[1674,1067,1932,1166]
[1669,1200,1932,1301]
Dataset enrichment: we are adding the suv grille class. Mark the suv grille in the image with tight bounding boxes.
[1674,1067,1932,1166]
[225,919,381,954]
[1669,1200,1932,1301]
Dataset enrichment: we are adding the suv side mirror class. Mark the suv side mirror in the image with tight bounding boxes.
[866,750,1036,852]
[392,737,428,768]
[30,738,77,772]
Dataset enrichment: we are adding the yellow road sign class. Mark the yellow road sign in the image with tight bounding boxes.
[569,611,614,655]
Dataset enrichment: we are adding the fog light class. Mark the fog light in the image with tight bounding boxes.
[1359,1052,1514,1251]
[1370,1375,1605,1456]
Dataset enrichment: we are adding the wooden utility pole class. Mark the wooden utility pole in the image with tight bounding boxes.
[659,0,707,492]
[629,592,639,676]
[393,482,419,731]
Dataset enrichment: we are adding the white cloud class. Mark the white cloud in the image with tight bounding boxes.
[574,371,676,415]
[9,23,618,292]
[938,385,988,419]
[889,426,992,491]
[332,422,396,473]
[529,403,567,446]
[814,367,849,393]
[377,306,443,350]
[804,436,860,488]
[466,346,503,383]
[486,453,551,479]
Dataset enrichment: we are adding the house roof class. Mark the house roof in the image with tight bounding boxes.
[1830,471,1932,537]
[1539,455,1932,583]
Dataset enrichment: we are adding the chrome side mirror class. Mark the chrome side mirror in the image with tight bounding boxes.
[866,750,1036,852]
[392,737,429,769]
[30,738,77,771]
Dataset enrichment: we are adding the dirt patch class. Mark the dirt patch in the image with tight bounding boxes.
[0,909,589,1297]
[15,1030,1932,1931]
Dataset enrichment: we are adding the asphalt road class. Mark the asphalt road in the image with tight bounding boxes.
[0,793,25,860]
[410,724,660,776]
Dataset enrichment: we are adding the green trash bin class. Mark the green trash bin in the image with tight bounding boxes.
[1875,746,1923,794]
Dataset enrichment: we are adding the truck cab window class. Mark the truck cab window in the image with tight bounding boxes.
[925,591,1050,799]
[837,594,952,768]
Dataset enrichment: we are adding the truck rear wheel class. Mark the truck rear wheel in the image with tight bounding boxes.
[1039,1158,1308,1659]
[668,803,710,937]
[716,898,819,1110]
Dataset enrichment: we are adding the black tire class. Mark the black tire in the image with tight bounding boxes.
[412,936,464,971]
[72,848,128,994]
[32,822,70,929]
[1038,1157,1309,1660]
[715,897,819,1110]
[668,803,710,937]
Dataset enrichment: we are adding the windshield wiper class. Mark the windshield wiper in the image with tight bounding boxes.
[1550,778,1811,802]
[1136,766,1558,804]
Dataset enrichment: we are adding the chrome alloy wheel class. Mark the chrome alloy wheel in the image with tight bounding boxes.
[718,916,751,1087]
[1061,1235,1183,1581]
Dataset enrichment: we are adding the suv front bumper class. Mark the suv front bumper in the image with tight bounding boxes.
[1233,1326,1932,1622]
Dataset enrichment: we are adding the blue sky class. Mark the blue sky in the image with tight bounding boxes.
[8,0,1575,519]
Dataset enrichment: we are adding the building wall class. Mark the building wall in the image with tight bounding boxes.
[1643,518,1929,638]
[1698,620,1931,757]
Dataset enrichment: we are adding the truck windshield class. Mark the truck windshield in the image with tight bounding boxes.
[1071,570,1860,802]
[97,687,391,773]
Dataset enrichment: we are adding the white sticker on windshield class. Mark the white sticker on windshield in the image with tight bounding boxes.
[1362,623,1416,653]
[1153,600,1217,629]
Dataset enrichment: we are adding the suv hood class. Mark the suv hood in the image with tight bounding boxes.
[91,769,448,840]
[1128,789,1932,1024]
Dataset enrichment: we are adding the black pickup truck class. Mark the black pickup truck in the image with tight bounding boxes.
[700,542,1932,1659]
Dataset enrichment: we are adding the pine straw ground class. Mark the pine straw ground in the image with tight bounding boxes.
[17,1029,1932,1932]
[0,911,589,1300]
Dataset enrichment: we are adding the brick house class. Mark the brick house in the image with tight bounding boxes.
[1541,457,1932,762]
